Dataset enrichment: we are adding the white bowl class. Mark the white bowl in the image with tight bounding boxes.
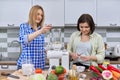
[76,66,85,72]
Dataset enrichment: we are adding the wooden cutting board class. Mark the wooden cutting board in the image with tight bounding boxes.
[7,69,48,80]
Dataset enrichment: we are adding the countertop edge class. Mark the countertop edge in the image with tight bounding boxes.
[0,61,17,65]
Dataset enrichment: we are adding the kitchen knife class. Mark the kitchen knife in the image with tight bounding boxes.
[1,72,20,79]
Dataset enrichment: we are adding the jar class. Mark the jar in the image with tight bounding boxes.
[68,65,79,80]
[22,57,34,76]
[51,28,62,50]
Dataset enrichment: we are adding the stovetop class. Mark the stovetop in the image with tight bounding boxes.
[105,56,120,61]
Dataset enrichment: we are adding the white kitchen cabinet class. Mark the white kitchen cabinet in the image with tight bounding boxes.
[65,0,96,26]
[0,0,31,27]
[33,0,64,27]
[97,0,120,27]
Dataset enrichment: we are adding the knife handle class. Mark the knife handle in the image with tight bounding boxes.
[1,72,20,79]
[1,72,10,76]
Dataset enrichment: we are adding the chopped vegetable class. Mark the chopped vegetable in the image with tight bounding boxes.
[89,65,102,77]
[102,70,112,80]
[107,64,120,73]
[98,64,107,70]
[111,70,120,79]
[95,66,103,73]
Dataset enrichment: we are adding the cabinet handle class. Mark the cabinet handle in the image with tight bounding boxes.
[95,24,97,26]
[7,24,14,26]
[1,65,9,69]
[110,24,113,26]
[110,24,117,26]
[114,24,117,26]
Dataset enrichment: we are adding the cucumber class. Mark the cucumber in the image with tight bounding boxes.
[92,72,98,77]
[95,66,103,73]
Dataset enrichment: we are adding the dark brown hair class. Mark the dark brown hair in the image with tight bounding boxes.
[77,14,95,34]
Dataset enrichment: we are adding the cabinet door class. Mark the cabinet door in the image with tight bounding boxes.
[33,0,64,27]
[0,0,31,27]
[65,0,96,26]
[0,65,17,70]
[97,0,120,27]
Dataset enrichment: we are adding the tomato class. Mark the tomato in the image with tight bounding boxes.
[50,70,56,74]
[63,68,67,73]
[35,68,42,73]
[58,73,64,80]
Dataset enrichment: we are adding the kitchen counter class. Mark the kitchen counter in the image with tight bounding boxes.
[0,70,15,80]
[0,61,17,65]
[0,69,94,80]
[0,70,48,80]
[0,60,120,80]
[110,61,120,64]
[1,60,120,65]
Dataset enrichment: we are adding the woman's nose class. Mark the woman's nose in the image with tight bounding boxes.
[82,28,86,31]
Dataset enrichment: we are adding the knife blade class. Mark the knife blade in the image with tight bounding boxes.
[8,74,20,79]
[1,72,20,79]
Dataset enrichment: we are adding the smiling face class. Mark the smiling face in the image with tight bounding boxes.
[28,5,45,27]
[77,14,95,34]
[79,22,91,35]
[34,9,43,24]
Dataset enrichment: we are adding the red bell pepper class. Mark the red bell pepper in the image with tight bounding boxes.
[98,64,107,70]
[89,65,102,77]
[107,64,120,73]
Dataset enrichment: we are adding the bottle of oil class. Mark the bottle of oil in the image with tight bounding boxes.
[69,65,79,80]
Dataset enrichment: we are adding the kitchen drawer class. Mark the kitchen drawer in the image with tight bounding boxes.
[0,65,17,70]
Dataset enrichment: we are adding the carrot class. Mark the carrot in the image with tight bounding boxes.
[112,76,118,80]
[50,70,56,74]
[111,70,120,79]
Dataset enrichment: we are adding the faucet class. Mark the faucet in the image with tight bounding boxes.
[9,40,22,55]
[0,46,3,60]
[10,40,20,47]
[0,53,2,61]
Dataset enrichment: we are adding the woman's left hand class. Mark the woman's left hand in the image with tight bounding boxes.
[41,24,52,33]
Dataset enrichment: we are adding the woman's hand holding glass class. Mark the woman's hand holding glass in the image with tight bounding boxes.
[41,24,52,34]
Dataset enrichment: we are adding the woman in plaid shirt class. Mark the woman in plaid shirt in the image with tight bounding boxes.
[17,5,52,69]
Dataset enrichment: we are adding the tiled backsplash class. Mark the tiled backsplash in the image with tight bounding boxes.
[0,28,20,58]
[0,27,120,57]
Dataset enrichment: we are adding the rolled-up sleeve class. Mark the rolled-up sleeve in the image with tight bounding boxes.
[23,35,29,44]
[96,35,105,63]
[19,23,29,45]
[90,33,105,66]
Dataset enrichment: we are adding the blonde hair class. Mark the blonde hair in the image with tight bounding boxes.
[28,5,45,28]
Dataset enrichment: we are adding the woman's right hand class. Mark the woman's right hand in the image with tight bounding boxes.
[70,53,79,61]
[40,24,52,34]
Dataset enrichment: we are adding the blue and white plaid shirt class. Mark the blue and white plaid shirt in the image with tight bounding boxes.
[17,23,45,69]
